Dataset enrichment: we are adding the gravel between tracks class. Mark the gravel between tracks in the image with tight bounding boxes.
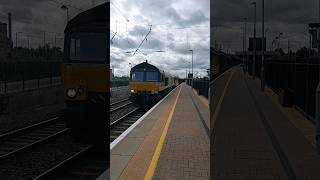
[0,134,87,180]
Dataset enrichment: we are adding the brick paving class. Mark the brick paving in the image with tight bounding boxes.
[252,78,316,147]
[212,67,320,179]
[154,83,210,180]
[212,68,288,180]
[245,73,320,179]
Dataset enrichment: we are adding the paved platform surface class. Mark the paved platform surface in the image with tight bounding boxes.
[212,66,320,180]
[111,83,209,180]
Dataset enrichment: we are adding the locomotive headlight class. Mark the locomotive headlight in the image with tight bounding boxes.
[130,90,134,93]
[66,88,77,98]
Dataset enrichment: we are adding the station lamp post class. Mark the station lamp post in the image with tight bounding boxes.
[27,35,31,49]
[261,0,265,91]
[250,1,257,79]
[15,32,22,47]
[188,61,191,85]
[188,49,193,87]
[186,66,188,81]
[61,5,69,22]
[316,0,320,154]
[242,18,247,73]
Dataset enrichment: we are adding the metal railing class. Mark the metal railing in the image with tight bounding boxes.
[248,56,319,120]
[0,61,61,93]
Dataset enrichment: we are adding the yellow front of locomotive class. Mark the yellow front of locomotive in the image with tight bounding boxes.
[62,63,109,105]
[129,62,163,104]
[62,29,109,107]
[129,81,161,95]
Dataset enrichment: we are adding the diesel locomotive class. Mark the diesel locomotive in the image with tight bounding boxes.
[129,61,179,105]
[61,2,109,145]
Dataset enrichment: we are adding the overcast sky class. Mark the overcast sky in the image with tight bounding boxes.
[0,0,104,48]
[111,0,210,78]
[213,0,318,53]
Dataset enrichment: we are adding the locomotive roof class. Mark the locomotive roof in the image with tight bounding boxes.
[65,2,108,32]
[131,62,160,72]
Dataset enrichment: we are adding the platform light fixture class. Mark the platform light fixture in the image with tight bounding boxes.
[250,1,257,79]
[61,5,69,22]
[188,49,193,87]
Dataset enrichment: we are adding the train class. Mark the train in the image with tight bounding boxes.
[129,60,180,105]
[61,2,109,145]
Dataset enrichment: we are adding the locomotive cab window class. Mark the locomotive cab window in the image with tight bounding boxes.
[69,32,107,61]
[146,71,158,82]
[131,71,144,81]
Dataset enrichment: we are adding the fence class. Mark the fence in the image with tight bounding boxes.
[248,56,319,120]
[189,79,210,98]
[0,61,62,93]
[111,80,129,87]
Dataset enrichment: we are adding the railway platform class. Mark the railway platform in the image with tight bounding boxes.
[212,66,320,179]
[110,83,210,180]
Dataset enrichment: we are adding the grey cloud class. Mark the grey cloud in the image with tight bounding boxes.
[111,0,210,78]
[213,0,315,52]
[0,0,105,48]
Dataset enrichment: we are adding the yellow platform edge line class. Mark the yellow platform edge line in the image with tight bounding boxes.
[212,69,235,125]
[144,85,182,180]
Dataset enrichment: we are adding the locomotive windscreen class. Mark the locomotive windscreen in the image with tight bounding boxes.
[146,71,158,82]
[131,71,144,81]
[69,32,107,61]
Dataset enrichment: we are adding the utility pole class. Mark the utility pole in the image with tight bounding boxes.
[191,50,193,87]
[15,32,21,47]
[243,18,247,73]
[15,32,17,47]
[316,0,320,154]
[188,62,191,85]
[44,32,46,47]
[245,18,248,74]
[261,0,265,91]
[54,34,57,47]
[186,66,188,80]
[243,19,245,71]
[8,13,12,48]
[251,2,257,79]
[318,0,320,54]
[188,49,194,87]
[27,35,30,49]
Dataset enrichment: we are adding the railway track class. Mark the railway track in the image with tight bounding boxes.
[110,87,177,143]
[110,98,129,106]
[110,107,147,143]
[32,98,134,179]
[0,117,67,161]
[110,98,132,112]
[33,145,108,180]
